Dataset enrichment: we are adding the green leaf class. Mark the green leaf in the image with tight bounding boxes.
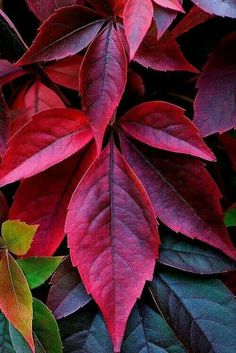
[17,257,64,289]
[9,299,62,353]
[122,303,186,353]
[32,299,62,353]
[1,220,38,256]
[224,208,236,227]
[0,250,34,351]
[0,312,15,353]
[159,232,236,274]
[151,271,236,353]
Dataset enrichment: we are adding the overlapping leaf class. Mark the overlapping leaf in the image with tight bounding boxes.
[159,232,236,274]
[120,134,236,259]
[47,256,91,319]
[122,303,186,353]
[66,139,159,352]
[119,101,215,160]
[123,0,153,59]
[153,0,183,12]
[18,257,63,289]
[17,6,105,65]
[80,24,127,154]
[10,145,96,256]
[193,32,236,136]
[11,81,65,135]
[0,250,34,351]
[25,0,85,21]
[151,271,236,353]
[191,0,236,18]
[0,108,93,186]
[135,25,198,72]
[0,313,15,353]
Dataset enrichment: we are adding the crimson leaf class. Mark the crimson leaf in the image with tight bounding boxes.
[119,101,215,160]
[120,134,236,259]
[10,145,96,256]
[17,6,105,65]
[66,139,159,352]
[0,108,93,186]
[80,24,127,154]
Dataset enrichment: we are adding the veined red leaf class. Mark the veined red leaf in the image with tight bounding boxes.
[123,0,153,59]
[193,32,236,137]
[25,0,85,21]
[191,0,236,18]
[119,101,215,160]
[120,134,236,259]
[11,81,65,135]
[153,0,184,12]
[66,139,159,352]
[0,60,25,86]
[47,256,91,319]
[10,144,96,256]
[0,250,34,352]
[17,6,105,65]
[153,4,178,40]
[45,55,83,91]
[0,108,93,186]
[172,5,214,38]
[80,24,127,154]
[135,26,198,73]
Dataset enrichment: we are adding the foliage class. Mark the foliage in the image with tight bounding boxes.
[0,0,236,352]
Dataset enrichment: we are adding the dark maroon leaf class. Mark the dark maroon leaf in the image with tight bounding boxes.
[193,32,236,136]
[47,257,92,319]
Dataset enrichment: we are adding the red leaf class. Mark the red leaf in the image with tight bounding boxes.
[135,26,198,72]
[80,24,127,154]
[191,0,236,18]
[11,81,65,135]
[153,0,184,12]
[17,6,105,65]
[0,108,93,186]
[193,32,236,136]
[25,0,85,21]
[0,60,25,86]
[10,144,96,256]
[120,134,236,259]
[66,139,159,352]
[153,4,178,40]
[119,101,215,160]
[172,5,214,38]
[123,0,153,59]
[45,55,83,91]
[127,69,145,96]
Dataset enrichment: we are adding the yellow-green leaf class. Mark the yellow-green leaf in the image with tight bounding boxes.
[1,220,38,256]
[0,250,34,352]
